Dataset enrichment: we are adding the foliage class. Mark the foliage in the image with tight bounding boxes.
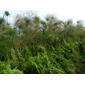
[0,11,85,74]
[0,62,23,74]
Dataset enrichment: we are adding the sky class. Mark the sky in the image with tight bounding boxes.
[0,0,85,25]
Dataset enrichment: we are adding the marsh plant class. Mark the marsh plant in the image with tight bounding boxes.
[0,11,85,74]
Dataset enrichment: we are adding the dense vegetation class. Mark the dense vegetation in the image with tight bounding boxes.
[0,11,85,74]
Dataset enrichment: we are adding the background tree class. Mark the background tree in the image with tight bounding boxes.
[4,11,10,24]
